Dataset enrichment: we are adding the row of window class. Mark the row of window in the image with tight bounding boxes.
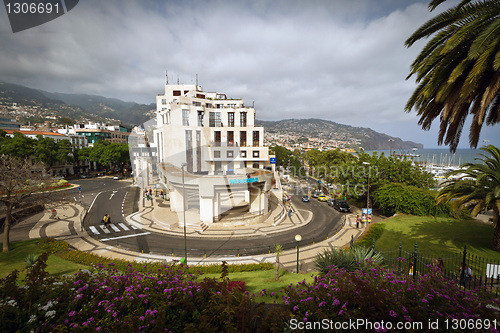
[213,150,260,159]
[213,130,260,147]
[181,110,248,127]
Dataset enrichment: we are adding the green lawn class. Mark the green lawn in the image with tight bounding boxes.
[201,268,316,303]
[0,239,88,283]
[374,215,500,259]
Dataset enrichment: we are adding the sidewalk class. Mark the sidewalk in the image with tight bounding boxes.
[5,195,370,273]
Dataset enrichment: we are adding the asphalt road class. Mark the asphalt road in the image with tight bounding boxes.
[82,178,344,257]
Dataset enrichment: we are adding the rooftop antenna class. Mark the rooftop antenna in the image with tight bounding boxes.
[165,70,168,84]
[196,74,198,87]
[177,75,179,84]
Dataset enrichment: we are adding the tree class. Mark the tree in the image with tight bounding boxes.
[436,145,500,251]
[273,243,283,281]
[405,0,500,152]
[0,157,53,252]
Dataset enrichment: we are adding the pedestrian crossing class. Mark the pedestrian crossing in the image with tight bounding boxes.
[89,223,138,236]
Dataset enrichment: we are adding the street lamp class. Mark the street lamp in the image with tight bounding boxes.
[181,163,188,265]
[362,162,370,223]
[295,234,302,274]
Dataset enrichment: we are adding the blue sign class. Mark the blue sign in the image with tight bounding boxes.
[78,187,81,191]
[229,177,258,185]
[270,157,276,164]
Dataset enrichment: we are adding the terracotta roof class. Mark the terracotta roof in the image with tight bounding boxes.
[4,129,65,136]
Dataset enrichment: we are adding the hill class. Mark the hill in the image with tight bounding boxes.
[256,118,423,150]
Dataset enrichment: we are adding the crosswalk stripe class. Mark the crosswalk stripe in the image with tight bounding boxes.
[110,224,120,232]
[100,225,111,234]
[118,223,129,231]
[131,225,138,230]
[89,226,99,235]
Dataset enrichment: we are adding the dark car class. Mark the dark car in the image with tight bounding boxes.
[302,195,310,202]
[334,200,351,213]
[311,191,319,198]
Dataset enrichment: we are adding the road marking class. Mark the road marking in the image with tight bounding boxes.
[109,190,117,200]
[100,232,151,242]
[110,224,120,232]
[100,225,111,234]
[89,226,99,235]
[118,223,129,231]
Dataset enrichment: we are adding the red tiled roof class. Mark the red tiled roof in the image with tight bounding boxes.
[3,129,65,136]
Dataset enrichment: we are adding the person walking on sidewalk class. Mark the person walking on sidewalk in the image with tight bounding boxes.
[288,207,292,219]
[356,214,360,228]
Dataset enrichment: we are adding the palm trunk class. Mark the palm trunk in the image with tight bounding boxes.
[275,256,280,281]
[493,205,500,252]
[2,203,13,252]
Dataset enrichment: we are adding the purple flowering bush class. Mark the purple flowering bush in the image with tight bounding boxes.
[0,252,288,332]
[280,264,500,332]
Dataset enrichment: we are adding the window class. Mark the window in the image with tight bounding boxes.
[240,112,247,127]
[240,131,247,147]
[228,112,235,127]
[173,90,181,96]
[209,112,221,127]
[162,98,167,104]
[214,131,221,146]
[241,151,247,158]
[197,111,204,127]
[185,130,193,172]
[193,101,201,107]
[227,131,234,146]
[227,151,233,158]
[214,151,221,158]
[253,162,260,169]
[182,110,190,126]
[253,131,260,146]
[253,151,260,158]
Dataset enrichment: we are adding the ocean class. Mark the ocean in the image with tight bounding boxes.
[365,148,484,166]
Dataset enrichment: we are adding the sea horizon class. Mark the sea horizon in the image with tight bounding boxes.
[365,148,485,166]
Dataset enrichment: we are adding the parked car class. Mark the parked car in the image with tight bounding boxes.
[302,195,310,202]
[327,198,335,206]
[311,191,319,198]
[318,194,328,202]
[334,200,351,213]
[113,175,120,180]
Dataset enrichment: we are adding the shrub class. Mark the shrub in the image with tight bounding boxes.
[313,246,384,274]
[0,255,286,332]
[373,183,452,217]
[355,222,385,248]
[283,265,500,330]
[24,254,38,269]
[38,238,69,253]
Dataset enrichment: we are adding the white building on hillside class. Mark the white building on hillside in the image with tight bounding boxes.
[152,82,274,225]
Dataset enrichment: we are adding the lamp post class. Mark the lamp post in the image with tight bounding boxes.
[362,162,370,223]
[181,163,187,265]
[388,139,394,156]
[295,234,302,274]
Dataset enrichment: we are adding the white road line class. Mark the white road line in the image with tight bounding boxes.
[118,223,129,231]
[131,225,138,230]
[110,224,120,232]
[100,232,151,242]
[89,226,99,235]
[100,225,111,234]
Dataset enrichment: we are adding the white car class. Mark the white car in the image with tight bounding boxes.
[113,176,119,180]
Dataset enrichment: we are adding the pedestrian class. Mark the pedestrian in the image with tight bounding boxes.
[356,214,360,228]
[409,262,414,276]
[149,188,152,196]
[459,265,473,287]
[288,208,292,218]
[102,214,111,228]
[160,190,164,199]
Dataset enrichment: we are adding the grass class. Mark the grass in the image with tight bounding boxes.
[0,239,88,283]
[201,268,316,303]
[374,215,500,260]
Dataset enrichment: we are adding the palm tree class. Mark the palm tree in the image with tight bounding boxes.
[436,145,500,251]
[405,0,500,152]
[273,243,283,281]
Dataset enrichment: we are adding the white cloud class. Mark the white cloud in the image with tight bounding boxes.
[0,0,496,148]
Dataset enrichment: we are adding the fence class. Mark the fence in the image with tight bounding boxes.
[372,241,500,296]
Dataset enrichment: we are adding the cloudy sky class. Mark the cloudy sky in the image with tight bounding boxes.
[0,0,498,149]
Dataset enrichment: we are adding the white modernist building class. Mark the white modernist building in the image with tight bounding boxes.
[153,82,274,224]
